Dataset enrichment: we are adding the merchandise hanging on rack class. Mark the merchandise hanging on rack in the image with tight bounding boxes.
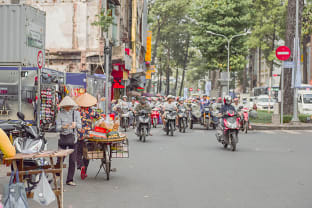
[40,86,56,130]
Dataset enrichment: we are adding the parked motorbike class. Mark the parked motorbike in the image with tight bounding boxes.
[217,110,239,151]
[239,107,250,134]
[165,110,177,136]
[136,110,151,142]
[189,103,201,129]
[151,107,160,128]
[178,107,187,133]
[1,112,49,192]
[120,106,130,132]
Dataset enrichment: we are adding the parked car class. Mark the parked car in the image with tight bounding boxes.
[255,95,276,111]
[298,91,312,115]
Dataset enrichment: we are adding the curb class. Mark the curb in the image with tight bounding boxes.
[251,124,312,130]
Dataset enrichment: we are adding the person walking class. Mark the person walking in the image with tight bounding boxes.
[56,96,82,186]
[75,93,100,180]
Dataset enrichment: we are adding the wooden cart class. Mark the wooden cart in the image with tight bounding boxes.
[4,149,73,208]
[83,131,129,180]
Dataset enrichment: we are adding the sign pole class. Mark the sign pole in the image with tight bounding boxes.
[281,62,284,125]
[37,50,43,128]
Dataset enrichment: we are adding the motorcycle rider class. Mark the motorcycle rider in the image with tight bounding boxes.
[161,95,178,130]
[232,97,242,112]
[216,96,237,141]
[134,96,152,135]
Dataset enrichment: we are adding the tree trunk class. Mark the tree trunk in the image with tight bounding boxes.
[283,0,304,115]
[166,48,171,96]
[249,50,255,93]
[179,35,190,97]
[243,62,247,93]
[258,46,261,87]
[174,66,179,96]
[303,35,310,84]
[159,64,163,94]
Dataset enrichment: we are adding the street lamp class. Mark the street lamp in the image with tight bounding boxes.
[206,30,251,94]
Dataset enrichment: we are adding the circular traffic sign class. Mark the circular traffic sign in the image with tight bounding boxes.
[37,50,43,69]
[276,46,291,61]
[189,88,193,92]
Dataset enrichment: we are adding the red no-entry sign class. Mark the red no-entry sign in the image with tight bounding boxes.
[189,88,193,92]
[276,46,291,61]
[37,50,43,69]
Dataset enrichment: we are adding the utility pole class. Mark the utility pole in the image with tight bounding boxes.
[131,0,137,74]
[292,0,300,122]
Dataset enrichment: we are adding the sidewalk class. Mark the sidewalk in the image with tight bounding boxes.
[252,122,312,130]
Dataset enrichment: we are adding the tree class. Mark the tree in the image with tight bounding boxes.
[283,0,304,115]
[247,0,287,87]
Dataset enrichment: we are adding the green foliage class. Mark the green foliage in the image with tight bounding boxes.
[250,111,272,123]
[302,1,312,36]
[191,0,252,72]
[247,0,287,64]
[92,10,113,33]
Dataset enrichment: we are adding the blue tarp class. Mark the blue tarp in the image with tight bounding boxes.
[66,72,87,88]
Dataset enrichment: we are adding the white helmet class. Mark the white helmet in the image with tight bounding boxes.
[224,96,232,105]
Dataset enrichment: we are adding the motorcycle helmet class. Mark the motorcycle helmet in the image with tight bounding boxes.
[131,97,136,101]
[224,96,232,105]
[140,96,146,104]
[167,95,174,101]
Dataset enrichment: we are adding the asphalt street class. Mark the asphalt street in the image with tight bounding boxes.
[1,126,312,208]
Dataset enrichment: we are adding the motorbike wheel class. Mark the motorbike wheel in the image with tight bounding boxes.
[179,119,182,132]
[230,134,237,151]
[244,121,248,134]
[142,127,146,142]
[153,118,157,128]
[182,119,186,133]
[223,144,228,149]
[166,123,169,135]
[213,124,217,130]
[190,120,193,129]
[170,121,174,136]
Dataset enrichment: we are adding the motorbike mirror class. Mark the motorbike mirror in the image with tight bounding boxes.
[17,112,25,121]
[239,106,243,110]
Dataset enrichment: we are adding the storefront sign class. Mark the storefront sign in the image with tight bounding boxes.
[145,31,152,62]
[27,22,44,49]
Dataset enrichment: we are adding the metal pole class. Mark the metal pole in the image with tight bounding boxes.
[18,66,22,113]
[281,62,284,125]
[105,36,110,121]
[292,0,299,122]
[227,39,230,95]
[37,66,41,128]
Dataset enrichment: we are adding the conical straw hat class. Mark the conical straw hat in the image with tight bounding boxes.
[59,96,78,108]
[75,93,97,107]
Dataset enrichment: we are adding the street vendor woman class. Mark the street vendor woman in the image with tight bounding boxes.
[56,96,82,186]
[75,93,101,180]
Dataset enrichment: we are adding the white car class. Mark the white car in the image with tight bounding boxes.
[255,95,276,111]
[298,91,312,115]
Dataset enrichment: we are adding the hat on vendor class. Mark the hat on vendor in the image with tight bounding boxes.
[59,96,78,108]
[75,93,97,107]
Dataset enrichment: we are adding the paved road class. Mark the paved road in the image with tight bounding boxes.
[1,127,312,208]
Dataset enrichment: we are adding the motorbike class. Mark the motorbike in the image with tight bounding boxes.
[120,106,130,132]
[189,103,201,129]
[1,112,49,192]
[217,110,239,151]
[202,106,211,130]
[239,107,250,134]
[177,107,187,133]
[151,107,160,128]
[165,110,177,136]
[136,110,151,142]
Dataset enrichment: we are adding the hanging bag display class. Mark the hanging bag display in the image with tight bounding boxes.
[33,171,56,206]
[3,169,29,208]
